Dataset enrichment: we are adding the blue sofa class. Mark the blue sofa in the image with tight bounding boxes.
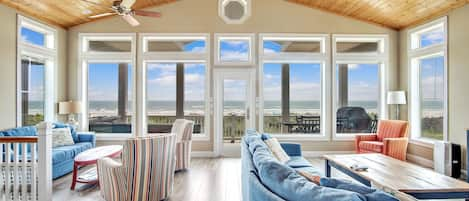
[242,129,397,201]
[0,123,96,179]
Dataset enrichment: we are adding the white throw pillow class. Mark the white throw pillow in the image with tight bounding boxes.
[264,138,290,163]
[52,127,75,147]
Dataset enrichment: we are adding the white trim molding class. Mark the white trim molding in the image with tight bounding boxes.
[78,33,137,136]
[332,34,389,141]
[16,15,57,127]
[258,33,330,141]
[407,16,448,143]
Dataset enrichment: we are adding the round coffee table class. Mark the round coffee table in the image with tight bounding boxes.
[70,145,123,190]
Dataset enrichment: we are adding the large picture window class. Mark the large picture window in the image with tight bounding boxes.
[142,34,210,138]
[259,34,328,138]
[79,33,136,135]
[17,16,56,126]
[332,35,388,138]
[409,17,447,141]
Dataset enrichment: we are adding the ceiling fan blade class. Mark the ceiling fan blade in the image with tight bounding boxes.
[89,12,116,19]
[120,0,136,8]
[133,10,161,18]
[122,14,140,26]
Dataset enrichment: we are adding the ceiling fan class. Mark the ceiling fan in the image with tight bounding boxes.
[81,0,161,26]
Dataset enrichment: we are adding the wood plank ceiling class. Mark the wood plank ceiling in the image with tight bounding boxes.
[0,0,176,28]
[287,0,469,29]
[0,0,468,29]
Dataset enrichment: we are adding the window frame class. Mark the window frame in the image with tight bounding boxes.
[332,34,389,141]
[16,15,57,127]
[214,33,255,66]
[140,33,211,141]
[258,33,330,140]
[78,33,137,139]
[407,17,448,144]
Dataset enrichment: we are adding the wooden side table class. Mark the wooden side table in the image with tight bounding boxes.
[70,145,123,190]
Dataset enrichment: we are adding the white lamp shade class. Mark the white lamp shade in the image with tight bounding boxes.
[387,91,406,105]
[58,101,82,114]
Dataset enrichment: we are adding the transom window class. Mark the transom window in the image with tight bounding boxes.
[259,34,328,138]
[215,34,255,65]
[332,34,388,138]
[17,16,56,126]
[408,17,447,141]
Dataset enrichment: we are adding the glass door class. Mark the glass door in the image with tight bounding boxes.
[214,68,255,157]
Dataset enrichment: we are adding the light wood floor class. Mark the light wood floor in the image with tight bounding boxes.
[52,157,460,201]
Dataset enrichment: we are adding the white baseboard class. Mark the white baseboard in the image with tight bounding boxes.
[302,151,355,158]
[191,151,216,158]
[406,154,433,168]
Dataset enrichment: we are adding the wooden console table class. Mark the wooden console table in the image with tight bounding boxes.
[324,153,469,200]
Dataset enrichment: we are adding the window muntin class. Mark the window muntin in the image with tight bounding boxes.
[263,63,321,134]
[20,56,45,126]
[146,62,206,134]
[87,62,133,134]
[335,64,380,134]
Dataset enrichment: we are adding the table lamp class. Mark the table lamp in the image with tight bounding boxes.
[59,101,82,128]
[387,91,406,120]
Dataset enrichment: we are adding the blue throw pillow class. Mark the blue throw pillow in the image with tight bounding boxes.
[320,178,398,201]
[53,123,78,143]
[261,133,272,141]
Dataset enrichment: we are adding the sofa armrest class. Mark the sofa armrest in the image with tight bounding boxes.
[77,132,96,147]
[280,143,302,157]
[354,134,378,153]
[383,137,409,160]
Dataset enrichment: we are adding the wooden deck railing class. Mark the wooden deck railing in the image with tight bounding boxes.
[0,122,52,201]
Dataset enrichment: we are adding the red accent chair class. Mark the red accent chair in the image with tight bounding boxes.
[355,120,409,161]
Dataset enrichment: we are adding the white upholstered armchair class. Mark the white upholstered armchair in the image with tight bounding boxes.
[97,134,177,201]
[171,119,194,171]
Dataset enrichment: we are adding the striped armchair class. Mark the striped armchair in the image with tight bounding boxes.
[171,119,194,171]
[355,120,409,161]
[97,134,176,201]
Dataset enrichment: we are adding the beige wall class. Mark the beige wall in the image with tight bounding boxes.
[399,5,469,165]
[67,0,398,152]
[0,4,68,130]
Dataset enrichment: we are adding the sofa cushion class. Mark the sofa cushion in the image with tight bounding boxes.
[286,156,312,168]
[52,142,92,164]
[359,141,383,153]
[53,123,79,143]
[247,136,270,155]
[255,156,365,201]
[264,138,290,163]
[294,166,322,176]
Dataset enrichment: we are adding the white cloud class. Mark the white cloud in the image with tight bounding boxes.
[220,50,249,61]
[263,47,278,53]
[148,75,176,86]
[421,76,444,99]
[223,40,248,46]
[347,64,360,70]
[189,46,206,53]
[348,82,379,101]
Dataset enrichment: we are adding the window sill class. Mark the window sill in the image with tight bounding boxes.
[271,134,329,141]
[95,133,133,141]
[332,133,370,141]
